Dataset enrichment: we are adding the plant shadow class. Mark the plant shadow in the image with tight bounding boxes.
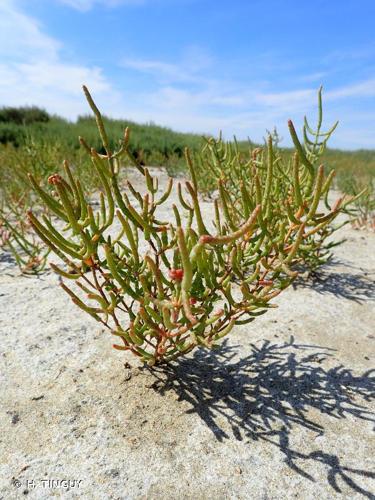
[0,251,15,264]
[293,259,375,303]
[145,337,375,497]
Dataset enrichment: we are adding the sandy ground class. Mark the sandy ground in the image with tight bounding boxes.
[0,168,374,499]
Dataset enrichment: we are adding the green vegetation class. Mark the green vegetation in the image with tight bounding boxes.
[1,102,374,195]
[0,90,373,279]
[23,86,352,364]
[0,196,50,273]
[323,149,375,228]
[0,106,204,273]
[0,106,204,170]
[191,87,368,273]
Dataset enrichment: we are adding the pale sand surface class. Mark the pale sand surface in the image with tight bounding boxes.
[0,168,374,499]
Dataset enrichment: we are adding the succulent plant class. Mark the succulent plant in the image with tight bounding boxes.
[193,87,361,273]
[27,86,343,365]
[0,194,50,273]
[0,131,98,274]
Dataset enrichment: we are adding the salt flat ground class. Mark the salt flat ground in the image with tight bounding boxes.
[0,168,374,499]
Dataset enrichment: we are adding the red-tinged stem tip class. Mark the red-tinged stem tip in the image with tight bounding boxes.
[48,174,63,185]
[200,235,213,244]
[169,268,184,281]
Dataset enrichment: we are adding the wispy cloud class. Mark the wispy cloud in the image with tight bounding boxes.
[123,59,197,83]
[254,89,316,109]
[119,54,320,115]
[298,72,327,83]
[122,47,214,84]
[323,46,375,64]
[58,0,145,12]
[118,52,375,147]
[326,78,375,100]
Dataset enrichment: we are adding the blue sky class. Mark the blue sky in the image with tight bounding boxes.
[1,0,375,149]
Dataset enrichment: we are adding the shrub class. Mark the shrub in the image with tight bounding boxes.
[0,106,49,125]
[192,87,358,273]
[337,174,375,230]
[0,195,50,273]
[0,123,26,146]
[0,134,98,273]
[27,87,342,365]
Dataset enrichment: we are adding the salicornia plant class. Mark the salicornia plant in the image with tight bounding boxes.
[0,129,105,273]
[193,87,360,273]
[337,174,375,231]
[0,192,50,273]
[27,86,342,365]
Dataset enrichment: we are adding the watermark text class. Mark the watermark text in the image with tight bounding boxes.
[12,478,83,490]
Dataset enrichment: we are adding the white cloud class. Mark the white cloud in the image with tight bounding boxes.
[113,56,375,148]
[326,78,375,100]
[121,53,320,116]
[58,0,145,12]
[122,48,214,84]
[0,0,118,119]
[0,63,112,118]
[15,62,109,96]
[298,72,327,83]
[254,89,316,109]
[1,1,374,148]
[123,59,192,82]
[146,85,244,109]
[0,0,60,61]
[107,84,296,142]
